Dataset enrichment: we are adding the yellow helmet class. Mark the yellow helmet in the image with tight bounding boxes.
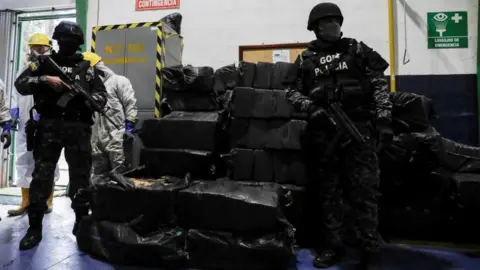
[82,52,102,67]
[28,33,52,47]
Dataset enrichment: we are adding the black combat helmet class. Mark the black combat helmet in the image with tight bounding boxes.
[307,2,344,31]
[52,21,85,45]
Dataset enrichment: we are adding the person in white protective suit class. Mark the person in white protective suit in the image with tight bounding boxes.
[0,79,12,221]
[0,80,12,150]
[82,52,137,182]
[8,33,60,216]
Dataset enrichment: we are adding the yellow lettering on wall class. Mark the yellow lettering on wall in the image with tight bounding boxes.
[104,45,113,54]
[104,44,125,54]
[128,43,144,53]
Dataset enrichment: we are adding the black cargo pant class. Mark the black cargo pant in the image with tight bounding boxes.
[28,119,92,227]
[307,119,382,252]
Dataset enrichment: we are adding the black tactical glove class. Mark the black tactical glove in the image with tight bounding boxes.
[307,104,337,133]
[308,104,327,120]
[85,94,106,111]
[376,124,394,152]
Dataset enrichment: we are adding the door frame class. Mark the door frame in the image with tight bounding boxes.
[5,9,76,187]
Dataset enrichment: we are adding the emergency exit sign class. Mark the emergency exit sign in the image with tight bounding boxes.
[427,11,468,49]
[136,0,180,11]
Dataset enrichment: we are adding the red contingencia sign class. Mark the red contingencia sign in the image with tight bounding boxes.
[135,0,180,11]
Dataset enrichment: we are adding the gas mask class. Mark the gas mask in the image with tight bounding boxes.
[314,21,342,43]
[27,46,51,62]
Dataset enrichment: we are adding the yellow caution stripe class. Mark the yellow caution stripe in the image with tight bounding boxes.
[90,21,165,117]
[91,21,162,52]
[155,27,163,119]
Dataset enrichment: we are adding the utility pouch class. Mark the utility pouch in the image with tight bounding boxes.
[25,107,38,152]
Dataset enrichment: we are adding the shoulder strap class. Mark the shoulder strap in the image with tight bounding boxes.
[299,49,315,68]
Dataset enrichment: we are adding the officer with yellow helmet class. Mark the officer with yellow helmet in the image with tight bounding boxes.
[8,33,60,216]
[82,51,137,182]
[26,33,52,61]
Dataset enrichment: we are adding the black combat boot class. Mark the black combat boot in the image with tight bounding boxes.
[19,212,44,250]
[72,222,80,236]
[313,247,345,268]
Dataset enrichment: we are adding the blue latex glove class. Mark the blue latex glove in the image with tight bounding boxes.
[10,108,19,130]
[10,108,19,120]
[124,120,135,142]
[33,113,40,121]
[1,121,12,149]
[125,120,135,133]
[1,121,11,133]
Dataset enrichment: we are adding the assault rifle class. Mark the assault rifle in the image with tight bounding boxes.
[37,55,121,130]
[310,72,366,154]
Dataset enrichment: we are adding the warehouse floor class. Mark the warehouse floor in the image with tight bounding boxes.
[0,197,479,270]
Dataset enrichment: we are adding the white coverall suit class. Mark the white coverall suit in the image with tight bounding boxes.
[91,62,137,181]
[0,79,11,138]
[11,71,60,188]
[0,79,9,221]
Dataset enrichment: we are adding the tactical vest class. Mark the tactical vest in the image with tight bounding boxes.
[299,39,373,116]
[34,55,95,123]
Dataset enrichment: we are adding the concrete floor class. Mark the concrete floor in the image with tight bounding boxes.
[0,197,479,270]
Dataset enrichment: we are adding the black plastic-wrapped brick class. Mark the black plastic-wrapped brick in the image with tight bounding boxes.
[253,62,274,89]
[238,61,256,87]
[230,148,308,185]
[177,180,289,233]
[229,119,267,149]
[187,66,215,92]
[139,111,228,151]
[390,91,436,133]
[230,118,307,150]
[272,151,308,186]
[77,217,188,268]
[234,182,318,246]
[186,229,295,270]
[160,12,182,34]
[271,62,295,90]
[161,91,221,113]
[232,148,254,181]
[231,87,292,119]
[441,138,480,173]
[254,150,274,183]
[162,65,215,93]
[214,64,240,93]
[453,173,480,209]
[266,119,307,150]
[91,175,189,225]
[140,148,218,179]
[161,65,185,91]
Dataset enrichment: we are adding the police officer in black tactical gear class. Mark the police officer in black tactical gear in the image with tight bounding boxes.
[285,3,393,269]
[15,21,107,250]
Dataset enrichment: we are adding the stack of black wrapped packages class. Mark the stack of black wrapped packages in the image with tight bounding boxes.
[228,63,308,186]
[379,92,480,243]
[177,180,296,270]
[219,61,320,245]
[140,64,229,180]
[76,57,480,268]
[76,62,297,270]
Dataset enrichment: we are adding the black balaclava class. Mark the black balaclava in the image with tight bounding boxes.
[58,37,81,56]
[314,18,343,43]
